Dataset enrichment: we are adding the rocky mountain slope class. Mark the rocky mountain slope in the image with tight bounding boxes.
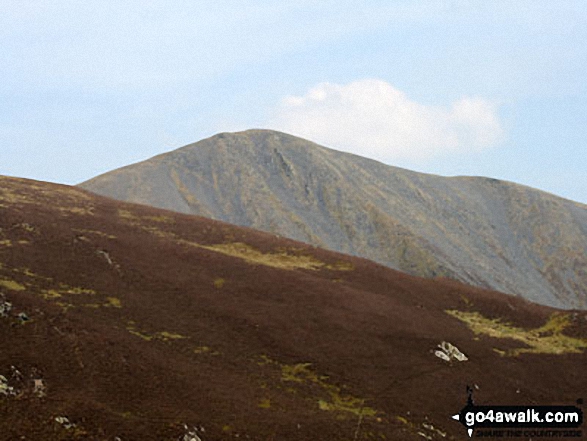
[1,176,586,440]
[80,130,587,309]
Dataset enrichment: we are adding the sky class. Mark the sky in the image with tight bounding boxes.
[1,1,586,204]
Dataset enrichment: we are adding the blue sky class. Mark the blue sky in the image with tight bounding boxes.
[1,1,586,203]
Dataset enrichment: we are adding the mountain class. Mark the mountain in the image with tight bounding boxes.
[79,130,587,310]
[1,175,586,440]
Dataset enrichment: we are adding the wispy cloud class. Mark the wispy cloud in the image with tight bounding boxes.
[270,79,503,162]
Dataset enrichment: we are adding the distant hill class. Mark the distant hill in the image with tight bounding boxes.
[80,130,587,309]
[1,176,586,440]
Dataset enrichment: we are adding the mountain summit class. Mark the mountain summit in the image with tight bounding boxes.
[80,129,587,309]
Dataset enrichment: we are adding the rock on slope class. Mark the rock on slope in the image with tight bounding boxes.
[80,130,587,309]
[1,176,586,440]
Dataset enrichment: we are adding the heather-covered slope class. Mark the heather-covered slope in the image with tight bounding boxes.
[1,176,586,440]
[80,130,587,309]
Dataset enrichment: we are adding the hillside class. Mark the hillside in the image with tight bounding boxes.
[80,130,587,310]
[1,175,586,440]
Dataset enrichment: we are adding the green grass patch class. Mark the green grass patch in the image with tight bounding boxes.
[126,323,187,342]
[446,310,587,356]
[258,398,271,409]
[41,285,96,299]
[193,346,220,355]
[189,242,353,272]
[258,356,378,418]
[0,279,26,291]
[105,297,122,308]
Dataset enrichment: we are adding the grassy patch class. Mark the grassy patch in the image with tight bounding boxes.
[55,301,75,312]
[259,356,378,418]
[82,303,101,309]
[199,242,324,270]
[194,242,352,272]
[258,398,271,409]
[105,297,122,308]
[62,286,96,295]
[40,285,96,300]
[193,346,220,355]
[318,395,375,417]
[11,267,51,281]
[281,363,315,383]
[2,266,119,312]
[0,279,26,291]
[41,289,62,299]
[16,223,37,233]
[73,229,116,239]
[193,346,211,354]
[82,297,123,309]
[157,331,186,341]
[58,206,95,216]
[144,215,174,223]
[446,310,587,356]
[116,215,354,273]
[128,329,153,341]
[120,210,174,227]
[325,261,354,271]
[118,209,136,220]
[126,322,187,342]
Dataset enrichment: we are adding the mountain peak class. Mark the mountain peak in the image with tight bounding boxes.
[79,131,587,309]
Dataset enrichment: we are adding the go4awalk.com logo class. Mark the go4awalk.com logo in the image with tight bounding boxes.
[451,387,583,438]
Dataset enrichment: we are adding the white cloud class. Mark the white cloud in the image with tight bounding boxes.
[270,79,503,162]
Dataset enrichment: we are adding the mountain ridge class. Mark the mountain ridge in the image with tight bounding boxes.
[80,129,587,309]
